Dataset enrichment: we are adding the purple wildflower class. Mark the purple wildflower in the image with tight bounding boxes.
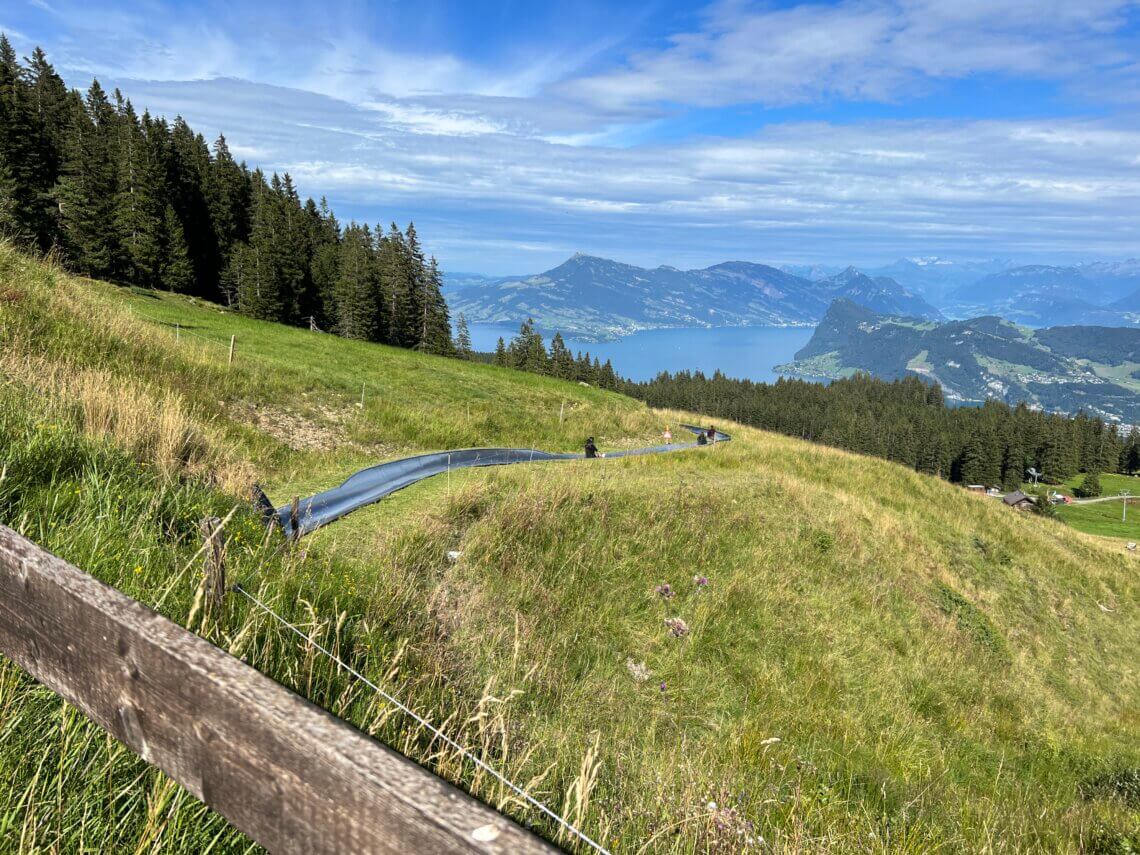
[664,617,690,637]
[693,575,709,588]
[654,583,675,599]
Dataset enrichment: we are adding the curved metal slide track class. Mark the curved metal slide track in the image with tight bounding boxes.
[275,425,730,537]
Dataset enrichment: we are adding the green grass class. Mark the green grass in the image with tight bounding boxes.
[2,245,1139,853]
[1038,474,1140,541]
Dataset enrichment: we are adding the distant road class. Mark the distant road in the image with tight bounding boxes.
[1069,494,1135,506]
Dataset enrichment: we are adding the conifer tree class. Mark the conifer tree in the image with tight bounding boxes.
[334,223,382,341]
[307,197,340,328]
[166,116,218,297]
[161,203,194,292]
[549,332,573,378]
[494,337,507,366]
[206,134,251,268]
[0,35,50,246]
[56,81,118,276]
[418,256,453,355]
[114,106,166,286]
[455,313,473,359]
[1075,470,1102,499]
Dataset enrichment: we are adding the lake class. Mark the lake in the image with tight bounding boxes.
[468,323,816,383]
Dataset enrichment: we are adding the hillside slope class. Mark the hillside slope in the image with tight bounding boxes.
[1,246,1137,853]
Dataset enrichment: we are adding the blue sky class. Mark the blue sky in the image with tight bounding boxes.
[4,0,1139,274]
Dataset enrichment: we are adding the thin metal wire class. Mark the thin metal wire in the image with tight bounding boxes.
[131,307,233,349]
[232,582,612,855]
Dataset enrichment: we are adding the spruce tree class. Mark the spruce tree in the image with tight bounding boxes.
[161,203,194,292]
[114,106,166,286]
[307,197,340,328]
[56,82,115,276]
[418,256,453,355]
[549,332,573,378]
[455,313,473,359]
[493,337,507,366]
[334,223,381,341]
[0,35,49,245]
[206,134,251,270]
[1075,470,1102,499]
[166,117,218,297]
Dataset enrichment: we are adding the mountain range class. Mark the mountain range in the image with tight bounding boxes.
[446,254,1140,340]
[944,263,1140,326]
[446,254,941,340]
[778,299,1140,423]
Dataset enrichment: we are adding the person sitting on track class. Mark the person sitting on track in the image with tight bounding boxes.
[584,436,599,459]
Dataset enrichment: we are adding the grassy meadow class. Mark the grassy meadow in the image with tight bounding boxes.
[1045,474,1140,541]
[1,243,1138,853]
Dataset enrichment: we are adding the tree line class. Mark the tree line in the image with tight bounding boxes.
[0,37,453,354]
[620,370,1140,488]
[479,318,622,389]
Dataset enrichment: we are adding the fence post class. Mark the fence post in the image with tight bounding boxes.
[290,495,300,539]
[559,400,565,425]
[198,516,227,618]
[0,525,556,854]
[228,334,236,366]
[176,322,180,341]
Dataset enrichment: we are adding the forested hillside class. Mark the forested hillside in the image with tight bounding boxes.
[780,299,1140,423]
[0,37,452,353]
[624,371,1140,489]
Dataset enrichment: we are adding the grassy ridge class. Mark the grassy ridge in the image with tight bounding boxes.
[1,245,1138,852]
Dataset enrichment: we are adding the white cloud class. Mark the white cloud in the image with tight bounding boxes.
[557,0,1139,111]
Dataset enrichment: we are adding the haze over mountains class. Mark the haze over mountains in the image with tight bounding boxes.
[447,254,1140,339]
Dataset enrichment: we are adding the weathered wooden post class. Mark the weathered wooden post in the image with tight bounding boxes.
[290,495,301,540]
[198,516,227,618]
[228,334,236,366]
[175,322,180,340]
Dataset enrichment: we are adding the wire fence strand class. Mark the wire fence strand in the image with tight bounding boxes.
[232,582,611,855]
[130,307,234,350]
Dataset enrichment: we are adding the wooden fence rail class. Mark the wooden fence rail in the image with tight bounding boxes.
[0,525,555,854]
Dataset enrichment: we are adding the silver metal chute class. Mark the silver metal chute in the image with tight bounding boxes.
[275,424,730,537]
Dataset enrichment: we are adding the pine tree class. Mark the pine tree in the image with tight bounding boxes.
[455,313,473,359]
[1075,470,1102,499]
[307,197,340,328]
[56,81,118,276]
[114,106,166,286]
[549,332,573,378]
[1123,432,1140,475]
[0,35,50,246]
[235,173,287,320]
[493,337,507,366]
[418,256,453,355]
[206,134,251,271]
[378,223,408,345]
[166,116,218,297]
[334,223,381,340]
[161,203,194,292]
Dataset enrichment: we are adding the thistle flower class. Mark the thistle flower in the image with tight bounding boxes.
[664,617,689,637]
[693,575,709,588]
[654,583,675,599]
